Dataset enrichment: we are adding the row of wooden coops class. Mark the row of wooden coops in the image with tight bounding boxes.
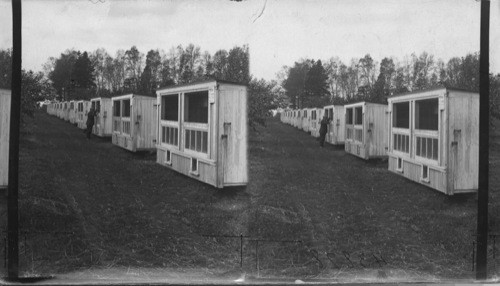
[280,85,479,196]
[44,80,248,188]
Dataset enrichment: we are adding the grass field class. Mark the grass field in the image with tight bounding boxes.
[0,111,499,282]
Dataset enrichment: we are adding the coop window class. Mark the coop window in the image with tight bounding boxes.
[113,101,121,116]
[346,128,353,140]
[78,103,82,112]
[393,134,410,153]
[393,102,410,128]
[190,158,199,174]
[328,108,333,119]
[70,102,74,109]
[421,165,429,181]
[354,129,363,142]
[415,98,438,131]
[95,101,101,113]
[122,99,131,118]
[416,136,438,161]
[185,129,208,154]
[346,108,353,124]
[184,91,208,123]
[354,107,363,125]
[312,110,316,120]
[161,126,178,146]
[161,94,179,121]
[304,110,307,118]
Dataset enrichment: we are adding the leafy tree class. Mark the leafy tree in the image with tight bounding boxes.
[358,54,376,90]
[212,49,228,79]
[90,48,110,95]
[491,74,500,120]
[248,77,277,129]
[371,57,395,103]
[49,49,79,100]
[282,59,313,108]
[323,57,342,100]
[224,45,250,84]
[124,46,144,92]
[412,52,434,90]
[0,48,12,89]
[303,60,330,107]
[140,49,162,95]
[72,51,95,89]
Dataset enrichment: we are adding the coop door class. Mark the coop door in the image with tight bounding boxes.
[218,89,245,185]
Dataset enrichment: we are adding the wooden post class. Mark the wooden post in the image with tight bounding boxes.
[7,0,21,279]
[476,0,490,280]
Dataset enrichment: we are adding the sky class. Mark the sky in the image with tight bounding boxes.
[0,0,499,81]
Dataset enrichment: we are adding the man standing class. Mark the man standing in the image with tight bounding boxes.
[85,106,96,140]
[318,114,331,147]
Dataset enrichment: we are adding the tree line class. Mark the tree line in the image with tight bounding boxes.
[44,44,250,100]
[279,52,500,120]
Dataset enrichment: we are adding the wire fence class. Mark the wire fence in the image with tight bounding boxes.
[1,230,499,279]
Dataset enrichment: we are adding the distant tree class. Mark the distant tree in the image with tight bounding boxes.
[412,52,434,90]
[371,57,395,103]
[202,51,214,79]
[248,77,277,129]
[140,49,162,95]
[72,51,95,89]
[124,46,144,92]
[282,59,313,108]
[212,49,228,79]
[224,45,250,84]
[49,49,79,100]
[0,48,12,89]
[90,48,110,95]
[358,54,376,90]
[303,60,330,107]
[323,57,342,100]
[179,44,201,83]
[491,74,500,120]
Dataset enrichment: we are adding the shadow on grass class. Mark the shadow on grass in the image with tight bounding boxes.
[213,186,249,199]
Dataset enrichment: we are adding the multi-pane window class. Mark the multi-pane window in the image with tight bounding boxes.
[393,102,409,128]
[185,129,208,153]
[122,99,131,118]
[122,121,131,134]
[113,101,121,116]
[162,94,178,121]
[346,128,353,140]
[354,107,363,125]
[346,108,353,124]
[394,134,410,153]
[184,91,208,123]
[416,136,438,160]
[415,98,438,130]
[162,126,178,146]
[354,129,363,142]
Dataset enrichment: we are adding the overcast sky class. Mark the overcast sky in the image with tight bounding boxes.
[0,0,499,80]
